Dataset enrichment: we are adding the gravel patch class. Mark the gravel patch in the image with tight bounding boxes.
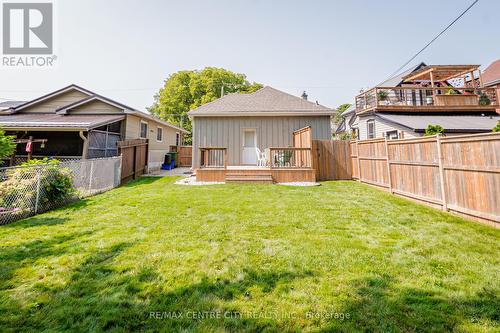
[277,182,321,187]
[175,176,224,186]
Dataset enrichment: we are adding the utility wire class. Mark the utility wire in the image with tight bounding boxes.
[383,0,480,82]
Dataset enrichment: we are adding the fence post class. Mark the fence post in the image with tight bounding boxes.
[436,135,448,211]
[384,138,393,193]
[117,155,122,186]
[356,140,361,182]
[88,159,94,192]
[34,166,41,214]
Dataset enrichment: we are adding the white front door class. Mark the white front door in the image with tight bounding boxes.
[242,129,257,165]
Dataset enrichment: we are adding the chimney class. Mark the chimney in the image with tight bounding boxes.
[301,91,308,100]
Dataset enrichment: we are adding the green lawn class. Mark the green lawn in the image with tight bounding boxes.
[0,177,499,332]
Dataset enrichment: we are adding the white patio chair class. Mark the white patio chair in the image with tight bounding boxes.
[256,148,267,167]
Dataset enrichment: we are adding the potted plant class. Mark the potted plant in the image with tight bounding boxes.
[479,93,491,106]
[377,90,388,103]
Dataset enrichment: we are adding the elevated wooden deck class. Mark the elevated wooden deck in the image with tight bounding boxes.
[196,166,316,183]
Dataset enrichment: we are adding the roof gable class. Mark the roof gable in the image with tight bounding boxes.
[12,84,94,113]
[188,86,333,116]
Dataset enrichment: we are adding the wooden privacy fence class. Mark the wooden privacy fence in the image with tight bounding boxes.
[169,145,193,166]
[117,139,148,183]
[351,133,500,225]
[312,140,352,181]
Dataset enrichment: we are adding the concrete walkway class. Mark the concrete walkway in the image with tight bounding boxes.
[145,167,193,177]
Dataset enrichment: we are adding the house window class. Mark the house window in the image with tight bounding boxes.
[386,130,399,140]
[367,120,375,139]
[140,121,148,139]
[352,128,359,140]
[156,127,163,142]
[176,132,180,146]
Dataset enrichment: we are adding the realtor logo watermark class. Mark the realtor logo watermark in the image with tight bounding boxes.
[2,1,57,67]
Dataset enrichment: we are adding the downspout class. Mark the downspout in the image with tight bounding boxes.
[79,130,89,159]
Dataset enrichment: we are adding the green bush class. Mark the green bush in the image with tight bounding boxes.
[493,120,500,133]
[424,124,445,136]
[0,158,75,211]
[479,93,491,106]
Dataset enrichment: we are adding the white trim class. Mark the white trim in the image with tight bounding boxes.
[156,126,163,142]
[241,128,258,165]
[13,86,93,112]
[140,120,149,139]
[57,95,127,114]
[367,119,376,139]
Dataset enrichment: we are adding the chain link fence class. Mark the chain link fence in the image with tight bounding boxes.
[0,156,122,225]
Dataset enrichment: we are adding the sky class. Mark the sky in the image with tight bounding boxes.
[0,0,499,112]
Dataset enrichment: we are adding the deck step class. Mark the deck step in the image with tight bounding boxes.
[225,173,273,184]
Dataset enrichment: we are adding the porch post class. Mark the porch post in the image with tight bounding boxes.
[477,69,484,88]
[430,70,436,102]
[79,131,89,159]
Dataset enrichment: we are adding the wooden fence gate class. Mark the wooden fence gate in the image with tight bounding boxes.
[170,145,192,166]
[312,140,352,181]
[117,139,148,183]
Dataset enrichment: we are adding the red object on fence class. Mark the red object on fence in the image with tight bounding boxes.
[25,141,32,153]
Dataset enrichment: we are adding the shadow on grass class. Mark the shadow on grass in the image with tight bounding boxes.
[2,217,69,229]
[2,240,315,332]
[0,230,95,290]
[319,275,500,332]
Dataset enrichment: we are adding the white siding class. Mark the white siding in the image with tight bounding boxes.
[357,115,419,140]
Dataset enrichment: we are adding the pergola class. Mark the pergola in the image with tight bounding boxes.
[402,65,483,87]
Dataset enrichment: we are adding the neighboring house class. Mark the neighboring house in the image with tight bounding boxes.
[0,84,188,169]
[338,63,500,139]
[188,86,333,167]
[482,59,500,113]
[335,104,358,138]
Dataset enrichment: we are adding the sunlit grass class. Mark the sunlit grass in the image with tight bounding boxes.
[0,177,498,332]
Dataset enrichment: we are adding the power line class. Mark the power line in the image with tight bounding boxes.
[384,0,480,82]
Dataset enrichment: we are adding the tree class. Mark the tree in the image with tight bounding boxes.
[424,124,445,136]
[493,120,500,132]
[333,103,351,126]
[0,128,15,160]
[148,67,262,143]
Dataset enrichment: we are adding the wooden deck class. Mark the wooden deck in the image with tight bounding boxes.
[195,166,316,183]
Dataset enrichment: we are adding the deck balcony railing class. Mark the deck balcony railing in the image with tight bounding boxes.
[199,147,227,169]
[356,87,499,110]
[269,147,312,168]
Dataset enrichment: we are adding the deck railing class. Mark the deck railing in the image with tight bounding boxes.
[269,147,312,168]
[199,147,227,169]
[356,87,499,110]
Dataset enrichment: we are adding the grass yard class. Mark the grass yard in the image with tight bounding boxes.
[0,177,499,332]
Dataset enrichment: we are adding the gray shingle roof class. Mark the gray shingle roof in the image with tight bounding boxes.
[377,113,500,132]
[0,113,125,130]
[188,86,333,116]
[0,100,25,110]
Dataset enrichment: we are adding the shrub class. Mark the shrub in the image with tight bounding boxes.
[479,93,491,106]
[493,120,500,133]
[0,158,75,211]
[424,124,445,136]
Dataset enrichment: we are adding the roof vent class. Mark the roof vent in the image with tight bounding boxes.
[301,91,308,100]
[316,100,319,105]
